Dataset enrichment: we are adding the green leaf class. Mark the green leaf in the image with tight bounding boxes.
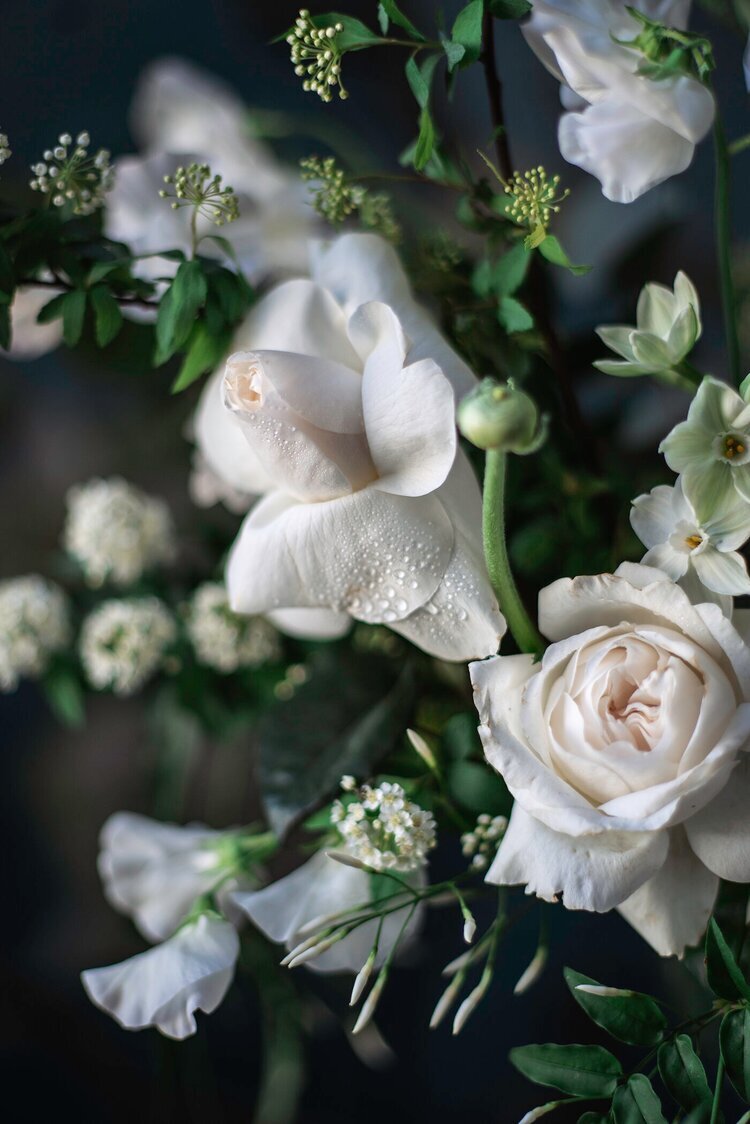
[377,0,425,40]
[171,320,230,393]
[442,712,479,760]
[498,295,534,333]
[442,37,466,71]
[87,259,128,285]
[706,917,750,1001]
[61,289,87,347]
[405,53,441,108]
[488,0,532,16]
[0,303,9,350]
[311,12,383,50]
[155,258,208,365]
[89,284,123,347]
[510,1044,622,1099]
[612,1075,667,1124]
[206,266,252,326]
[451,0,485,67]
[565,968,667,1047]
[720,1007,750,1101]
[0,240,15,301]
[447,758,511,815]
[494,241,532,296]
[41,662,86,728]
[36,292,69,324]
[537,235,591,276]
[657,1035,712,1117]
[414,106,436,171]
[578,1115,609,1124]
[259,651,415,837]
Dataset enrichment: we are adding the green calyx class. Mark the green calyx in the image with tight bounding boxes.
[615,8,715,84]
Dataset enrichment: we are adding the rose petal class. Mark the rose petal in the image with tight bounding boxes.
[685,756,750,881]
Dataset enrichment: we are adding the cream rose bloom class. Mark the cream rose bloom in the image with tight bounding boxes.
[470,563,750,957]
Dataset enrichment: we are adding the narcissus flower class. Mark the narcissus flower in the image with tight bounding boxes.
[595,272,701,379]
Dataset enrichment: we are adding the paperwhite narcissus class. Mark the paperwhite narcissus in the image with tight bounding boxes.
[595,271,701,378]
[470,563,750,957]
[523,1,715,203]
[81,914,239,1039]
[231,850,422,974]
[659,376,750,521]
[195,232,503,660]
[631,480,750,599]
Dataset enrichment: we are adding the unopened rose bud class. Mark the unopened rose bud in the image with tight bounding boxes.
[457,378,546,455]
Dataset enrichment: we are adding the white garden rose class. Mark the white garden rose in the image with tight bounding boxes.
[523,0,715,203]
[194,233,502,660]
[470,563,750,957]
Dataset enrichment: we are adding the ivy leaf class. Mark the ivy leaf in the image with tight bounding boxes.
[612,1075,667,1124]
[488,0,532,16]
[89,284,124,347]
[498,295,534,333]
[155,258,208,365]
[171,320,230,393]
[538,235,591,275]
[565,968,667,1047]
[510,1044,622,1099]
[705,917,750,1001]
[377,0,425,40]
[657,1035,712,1116]
[414,106,436,171]
[451,0,485,68]
[61,288,87,347]
[720,1007,750,1101]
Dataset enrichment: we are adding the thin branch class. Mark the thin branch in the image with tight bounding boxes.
[16,276,158,312]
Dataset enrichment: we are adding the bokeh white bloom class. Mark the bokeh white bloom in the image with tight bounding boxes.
[0,575,70,691]
[595,272,701,378]
[331,780,437,873]
[471,563,750,957]
[186,582,281,673]
[80,598,176,695]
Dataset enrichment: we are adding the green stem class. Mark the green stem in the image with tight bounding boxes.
[190,206,199,258]
[714,113,742,386]
[709,1052,725,1124]
[729,132,750,157]
[483,450,545,655]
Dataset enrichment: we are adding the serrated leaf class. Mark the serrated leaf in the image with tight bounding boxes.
[510,1044,622,1099]
[62,289,87,347]
[489,0,532,16]
[89,284,123,347]
[414,106,436,171]
[706,917,750,1001]
[538,235,591,275]
[612,1075,667,1124]
[377,0,424,39]
[565,969,666,1047]
[171,320,230,393]
[495,241,532,296]
[657,1035,712,1116]
[720,1007,750,1101]
[451,0,484,67]
[498,295,534,333]
[259,651,415,837]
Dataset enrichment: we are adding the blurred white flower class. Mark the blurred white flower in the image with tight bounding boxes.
[0,128,10,166]
[523,0,714,203]
[80,598,176,696]
[186,582,281,673]
[460,813,508,873]
[6,286,63,360]
[0,575,70,691]
[106,58,312,286]
[595,271,701,378]
[631,480,750,598]
[81,913,239,1039]
[64,477,175,588]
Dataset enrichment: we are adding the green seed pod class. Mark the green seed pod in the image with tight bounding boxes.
[457,378,546,455]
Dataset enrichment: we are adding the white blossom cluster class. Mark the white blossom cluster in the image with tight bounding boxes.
[0,576,70,692]
[0,129,10,167]
[460,814,508,873]
[80,598,176,696]
[29,131,114,214]
[64,477,175,589]
[288,10,347,103]
[331,778,436,873]
[185,582,281,673]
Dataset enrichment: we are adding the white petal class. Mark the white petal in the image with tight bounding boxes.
[486,805,669,913]
[617,828,718,957]
[666,305,699,361]
[81,915,239,1038]
[596,325,637,361]
[641,543,688,581]
[693,548,750,596]
[630,484,679,550]
[636,282,679,338]
[233,279,360,368]
[192,369,275,500]
[266,607,351,640]
[686,755,750,881]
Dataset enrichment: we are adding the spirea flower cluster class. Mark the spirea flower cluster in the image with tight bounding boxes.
[0,130,11,167]
[159,163,240,227]
[331,778,436,873]
[64,477,175,589]
[29,131,114,214]
[0,576,70,691]
[80,598,176,696]
[185,582,281,673]
[460,814,508,873]
[288,10,347,102]
[501,166,569,246]
[300,156,400,242]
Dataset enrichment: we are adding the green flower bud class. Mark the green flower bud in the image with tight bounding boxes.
[457,378,546,455]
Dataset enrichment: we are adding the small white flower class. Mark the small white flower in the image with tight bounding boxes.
[460,813,508,872]
[81,913,239,1039]
[0,129,11,166]
[595,272,701,378]
[80,598,176,696]
[0,575,70,691]
[631,480,750,599]
[185,582,281,673]
[332,780,436,874]
[64,477,175,588]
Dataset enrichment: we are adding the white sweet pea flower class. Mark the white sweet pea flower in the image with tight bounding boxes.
[659,375,750,520]
[81,913,239,1039]
[106,58,312,286]
[523,1,715,203]
[595,271,701,378]
[631,480,750,599]
[232,850,422,975]
[470,562,750,957]
[193,233,500,660]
